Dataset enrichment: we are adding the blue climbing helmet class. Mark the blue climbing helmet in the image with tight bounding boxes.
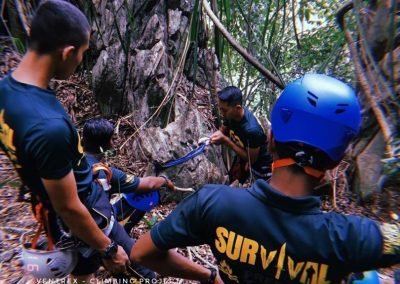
[271,74,362,163]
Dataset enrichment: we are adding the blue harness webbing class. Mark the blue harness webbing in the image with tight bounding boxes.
[121,141,209,212]
[154,142,208,172]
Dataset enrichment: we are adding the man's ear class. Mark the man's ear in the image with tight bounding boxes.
[268,130,276,154]
[61,46,76,61]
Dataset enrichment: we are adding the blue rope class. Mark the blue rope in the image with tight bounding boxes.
[154,142,208,171]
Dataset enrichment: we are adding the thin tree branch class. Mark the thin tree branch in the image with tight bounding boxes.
[211,0,221,63]
[231,0,285,86]
[14,0,29,34]
[292,0,301,49]
[202,0,285,89]
[336,1,354,31]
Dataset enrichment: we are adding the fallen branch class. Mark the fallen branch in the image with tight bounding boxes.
[0,226,31,235]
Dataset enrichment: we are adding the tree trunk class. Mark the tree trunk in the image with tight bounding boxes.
[339,0,399,198]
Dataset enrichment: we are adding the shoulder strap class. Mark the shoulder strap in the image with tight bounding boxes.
[92,162,112,183]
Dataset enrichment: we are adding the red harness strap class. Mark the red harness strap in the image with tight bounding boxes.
[92,163,112,182]
[272,158,325,179]
[32,202,55,250]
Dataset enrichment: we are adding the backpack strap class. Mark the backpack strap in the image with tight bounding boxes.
[92,163,113,192]
[92,163,112,182]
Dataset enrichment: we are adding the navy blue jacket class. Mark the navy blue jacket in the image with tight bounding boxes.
[151,180,400,283]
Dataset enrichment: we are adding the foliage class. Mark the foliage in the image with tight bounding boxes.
[143,215,158,229]
[0,178,21,189]
[11,37,26,54]
[209,0,354,118]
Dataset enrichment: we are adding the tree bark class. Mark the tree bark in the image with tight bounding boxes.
[337,0,399,197]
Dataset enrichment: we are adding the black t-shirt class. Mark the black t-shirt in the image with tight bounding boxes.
[223,108,271,175]
[151,180,400,283]
[0,74,93,205]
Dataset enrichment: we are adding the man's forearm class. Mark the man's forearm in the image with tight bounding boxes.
[57,201,111,251]
[43,171,111,252]
[224,139,260,165]
[138,176,165,192]
[132,232,212,281]
[224,138,249,161]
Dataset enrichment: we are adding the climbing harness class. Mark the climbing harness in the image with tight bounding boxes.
[32,201,56,250]
[154,138,210,172]
[92,162,161,227]
[21,198,78,279]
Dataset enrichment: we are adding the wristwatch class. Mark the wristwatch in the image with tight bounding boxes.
[101,240,118,259]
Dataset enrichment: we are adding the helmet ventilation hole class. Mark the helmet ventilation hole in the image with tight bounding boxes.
[307,91,318,107]
[335,103,349,114]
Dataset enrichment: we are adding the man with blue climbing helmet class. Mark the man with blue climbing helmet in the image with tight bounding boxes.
[132,74,399,283]
[271,73,362,179]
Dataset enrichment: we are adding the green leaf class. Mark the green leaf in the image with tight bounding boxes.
[12,37,26,54]
[305,8,311,22]
[0,179,21,189]
[190,0,200,42]
[223,0,232,28]
[143,215,158,229]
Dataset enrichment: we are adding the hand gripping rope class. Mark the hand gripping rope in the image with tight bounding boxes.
[118,138,210,215]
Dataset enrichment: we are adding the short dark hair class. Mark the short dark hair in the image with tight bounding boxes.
[82,118,114,154]
[218,86,243,106]
[28,0,90,54]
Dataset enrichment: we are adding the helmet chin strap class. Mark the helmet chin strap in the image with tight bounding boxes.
[272,158,325,179]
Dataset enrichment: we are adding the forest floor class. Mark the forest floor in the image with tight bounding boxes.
[0,43,399,283]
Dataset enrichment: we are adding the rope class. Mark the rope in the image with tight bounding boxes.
[154,141,209,172]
